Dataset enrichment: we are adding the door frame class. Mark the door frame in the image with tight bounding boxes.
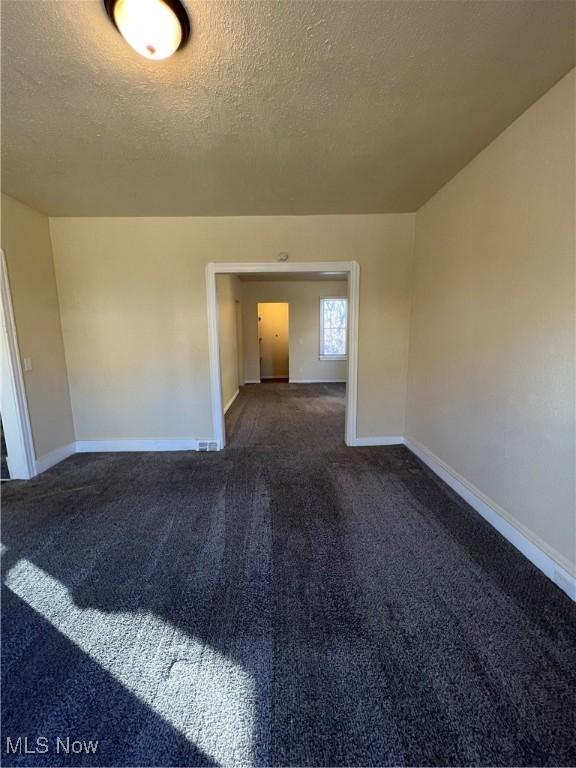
[206,261,360,449]
[1,248,36,478]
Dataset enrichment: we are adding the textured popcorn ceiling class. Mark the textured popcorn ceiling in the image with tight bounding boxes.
[2,0,574,216]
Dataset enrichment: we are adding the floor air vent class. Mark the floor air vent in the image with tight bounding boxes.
[197,441,219,452]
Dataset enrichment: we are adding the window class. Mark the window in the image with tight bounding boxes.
[320,297,348,360]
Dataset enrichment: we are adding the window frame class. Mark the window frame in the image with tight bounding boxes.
[319,296,348,361]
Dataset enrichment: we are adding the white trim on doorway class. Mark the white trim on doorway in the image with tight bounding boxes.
[1,248,36,479]
[206,261,360,449]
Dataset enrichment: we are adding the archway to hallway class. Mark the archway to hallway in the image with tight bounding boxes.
[206,262,359,450]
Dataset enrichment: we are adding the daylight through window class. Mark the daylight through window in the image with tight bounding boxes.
[320,297,348,359]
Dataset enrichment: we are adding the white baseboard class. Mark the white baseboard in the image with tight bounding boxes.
[243,379,342,385]
[350,435,404,447]
[289,379,346,384]
[29,430,576,602]
[33,438,210,474]
[224,389,240,414]
[35,442,76,474]
[75,439,200,453]
[403,436,576,601]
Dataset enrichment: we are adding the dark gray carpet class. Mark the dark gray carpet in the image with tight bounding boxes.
[2,383,575,767]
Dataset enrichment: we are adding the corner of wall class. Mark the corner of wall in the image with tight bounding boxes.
[48,215,77,446]
[402,210,419,438]
[0,195,76,458]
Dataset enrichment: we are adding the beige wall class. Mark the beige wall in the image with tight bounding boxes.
[216,274,242,409]
[241,280,348,383]
[1,195,74,458]
[406,70,575,572]
[49,214,415,441]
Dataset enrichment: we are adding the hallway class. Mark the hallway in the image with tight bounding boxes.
[225,382,346,450]
[2,384,575,766]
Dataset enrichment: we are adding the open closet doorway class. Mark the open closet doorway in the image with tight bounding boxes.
[1,249,36,479]
[258,302,289,382]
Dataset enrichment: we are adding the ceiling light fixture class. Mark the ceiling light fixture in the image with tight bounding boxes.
[104,0,190,60]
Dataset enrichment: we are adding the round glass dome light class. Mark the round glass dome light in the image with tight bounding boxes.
[104,0,190,60]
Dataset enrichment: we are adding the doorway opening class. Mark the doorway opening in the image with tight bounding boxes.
[258,302,289,383]
[206,261,359,450]
[1,249,36,479]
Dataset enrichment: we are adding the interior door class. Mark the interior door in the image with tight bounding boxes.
[258,302,289,380]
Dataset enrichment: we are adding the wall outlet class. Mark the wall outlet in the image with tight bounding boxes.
[23,357,32,372]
